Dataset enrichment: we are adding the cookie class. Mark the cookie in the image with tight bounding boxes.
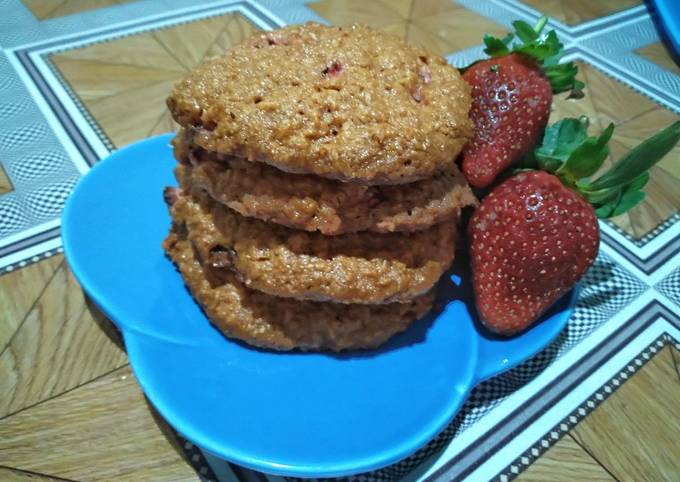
[167,23,472,184]
[168,189,456,304]
[174,134,477,235]
[164,229,434,351]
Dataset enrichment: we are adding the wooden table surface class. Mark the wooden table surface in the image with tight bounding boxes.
[1,0,679,481]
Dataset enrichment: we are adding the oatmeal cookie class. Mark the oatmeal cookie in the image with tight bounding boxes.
[164,229,434,351]
[167,23,472,184]
[174,134,477,235]
[168,189,456,304]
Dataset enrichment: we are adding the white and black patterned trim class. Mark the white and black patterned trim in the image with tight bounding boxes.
[608,213,680,247]
[1,246,63,273]
[491,333,676,482]
[176,432,219,482]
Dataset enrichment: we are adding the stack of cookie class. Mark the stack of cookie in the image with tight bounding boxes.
[163,23,475,351]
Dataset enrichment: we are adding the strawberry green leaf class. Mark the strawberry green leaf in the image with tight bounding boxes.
[625,172,650,192]
[519,148,538,169]
[544,64,584,96]
[583,187,619,204]
[483,34,511,57]
[514,43,556,62]
[594,202,615,218]
[590,172,649,218]
[500,33,515,45]
[534,122,567,171]
[512,20,540,43]
[557,122,613,180]
[611,190,646,217]
[474,14,585,93]
[541,117,589,153]
[593,189,622,218]
[535,117,608,178]
[588,120,680,191]
[479,16,583,94]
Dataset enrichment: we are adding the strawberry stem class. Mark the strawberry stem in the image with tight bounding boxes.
[533,16,548,34]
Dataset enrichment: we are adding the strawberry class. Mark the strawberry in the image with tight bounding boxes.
[469,118,680,335]
[461,18,584,188]
[462,55,552,188]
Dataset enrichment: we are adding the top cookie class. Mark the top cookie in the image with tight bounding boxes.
[167,23,472,184]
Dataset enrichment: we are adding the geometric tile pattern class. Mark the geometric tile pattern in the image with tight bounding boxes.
[656,266,680,309]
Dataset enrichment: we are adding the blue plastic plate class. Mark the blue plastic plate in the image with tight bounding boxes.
[62,134,576,478]
[650,0,680,58]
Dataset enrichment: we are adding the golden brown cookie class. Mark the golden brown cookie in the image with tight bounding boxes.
[164,229,434,351]
[167,23,472,184]
[168,189,456,304]
[173,135,477,235]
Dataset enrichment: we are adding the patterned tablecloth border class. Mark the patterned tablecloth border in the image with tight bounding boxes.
[0,1,678,481]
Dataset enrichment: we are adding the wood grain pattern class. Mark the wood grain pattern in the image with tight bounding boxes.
[53,34,185,71]
[413,8,507,54]
[21,0,66,20]
[85,79,178,147]
[520,0,640,25]
[516,435,614,481]
[310,0,506,56]
[0,467,68,482]
[636,42,680,75]
[0,366,199,481]
[51,58,182,101]
[580,63,657,126]
[152,16,234,70]
[571,346,680,482]
[309,0,404,29]
[22,0,132,20]
[204,13,261,59]
[0,262,127,418]
[0,164,12,194]
[0,256,63,352]
[672,346,680,380]
[410,0,459,19]
[50,13,259,148]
